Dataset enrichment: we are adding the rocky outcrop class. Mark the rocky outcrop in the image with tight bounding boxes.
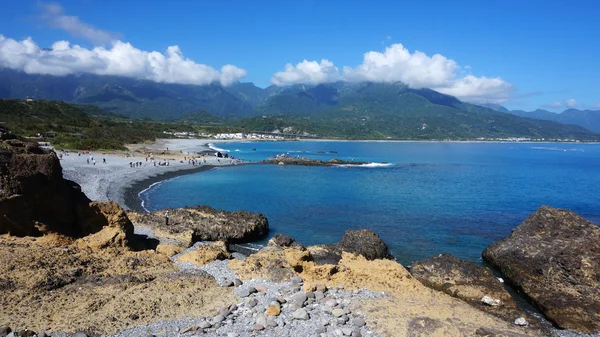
[267,155,368,166]
[177,242,232,266]
[483,206,600,333]
[310,229,393,264]
[268,233,305,250]
[0,141,134,243]
[128,205,269,246]
[411,254,526,323]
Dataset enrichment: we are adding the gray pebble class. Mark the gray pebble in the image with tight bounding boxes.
[253,324,265,331]
[353,318,366,327]
[332,308,345,317]
[293,308,310,320]
[213,314,226,323]
[291,292,308,306]
[72,333,88,337]
[199,321,212,329]
[233,278,243,287]
[256,315,267,326]
[342,328,353,336]
[326,299,338,307]
[315,291,325,300]
[222,280,234,287]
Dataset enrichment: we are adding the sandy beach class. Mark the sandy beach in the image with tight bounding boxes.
[60,139,244,211]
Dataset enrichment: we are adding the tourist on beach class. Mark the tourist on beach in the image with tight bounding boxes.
[164,211,169,226]
[103,158,106,164]
[87,158,89,164]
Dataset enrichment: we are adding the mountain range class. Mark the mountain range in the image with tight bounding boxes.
[1,68,599,140]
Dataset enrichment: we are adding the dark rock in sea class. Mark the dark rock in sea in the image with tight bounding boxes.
[483,206,600,333]
[0,140,135,244]
[411,254,527,323]
[268,233,305,250]
[129,205,269,245]
[310,229,393,264]
[267,154,367,166]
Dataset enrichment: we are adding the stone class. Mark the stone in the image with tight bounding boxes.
[351,331,362,337]
[354,318,366,327]
[265,304,281,316]
[291,292,308,306]
[514,317,528,326]
[130,205,269,244]
[309,229,393,265]
[246,298,258,307]
[483,206,600,333]
[253,325,264,331]
[268,233,305,249]
[233,278,243,287]
[266,317,278,327]
[71,333,87,337]
[291,276,303,284]
[213,314,226,323]
[315,290,325,300]
[256,315,267,326]
[238,288,251,297]
[180,326,198,334]
[199,321,212,329]
[326,299,337,307]
[332,308,345,317]
[481,296,501,306]
[222,280,234,287]
[293,308,310,320]
[248,286,257,294]
[342,328,353,336]
[411,253,522,322]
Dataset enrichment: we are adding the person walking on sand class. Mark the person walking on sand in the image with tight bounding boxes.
[164,211,169,226]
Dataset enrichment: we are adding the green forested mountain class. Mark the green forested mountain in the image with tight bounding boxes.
[509,108,600,133]
[0,99,207,149]
[1,69,599,140]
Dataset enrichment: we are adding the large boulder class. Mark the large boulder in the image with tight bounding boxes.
[483,206,600,333]
[310,229,393,264]
[0,141,131,239]
[128,205,269,245]
[411,254,526,323]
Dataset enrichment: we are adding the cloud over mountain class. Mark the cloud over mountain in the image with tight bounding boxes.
[270,43,513,104]
[0,35,247,86]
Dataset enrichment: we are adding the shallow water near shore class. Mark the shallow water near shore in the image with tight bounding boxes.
[140,141,600,265]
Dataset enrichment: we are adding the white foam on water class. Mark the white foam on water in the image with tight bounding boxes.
[336,162,394,168]
[207,143,230,153]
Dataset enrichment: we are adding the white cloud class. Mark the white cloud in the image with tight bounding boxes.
[0,35,246,86]
[592,102,600,109]
[565,98,577,108]
[434,75,513,104]
[271,59,339,86]
[270,43,513,104]
[40,3,118,45]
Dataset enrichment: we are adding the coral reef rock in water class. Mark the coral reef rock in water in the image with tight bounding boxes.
[127,205,269,246]
[483,206,600,334]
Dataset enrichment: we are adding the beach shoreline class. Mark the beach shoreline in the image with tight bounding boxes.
[60,138,248,212]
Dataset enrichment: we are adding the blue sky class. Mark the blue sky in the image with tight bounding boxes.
[0,0,598,111]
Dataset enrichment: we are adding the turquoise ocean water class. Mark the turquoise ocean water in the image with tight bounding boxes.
[140,141,600,265]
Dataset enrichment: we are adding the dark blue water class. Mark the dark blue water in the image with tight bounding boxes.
[140,141,600,265]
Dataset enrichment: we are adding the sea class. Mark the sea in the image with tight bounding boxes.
[140,141,600,266]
